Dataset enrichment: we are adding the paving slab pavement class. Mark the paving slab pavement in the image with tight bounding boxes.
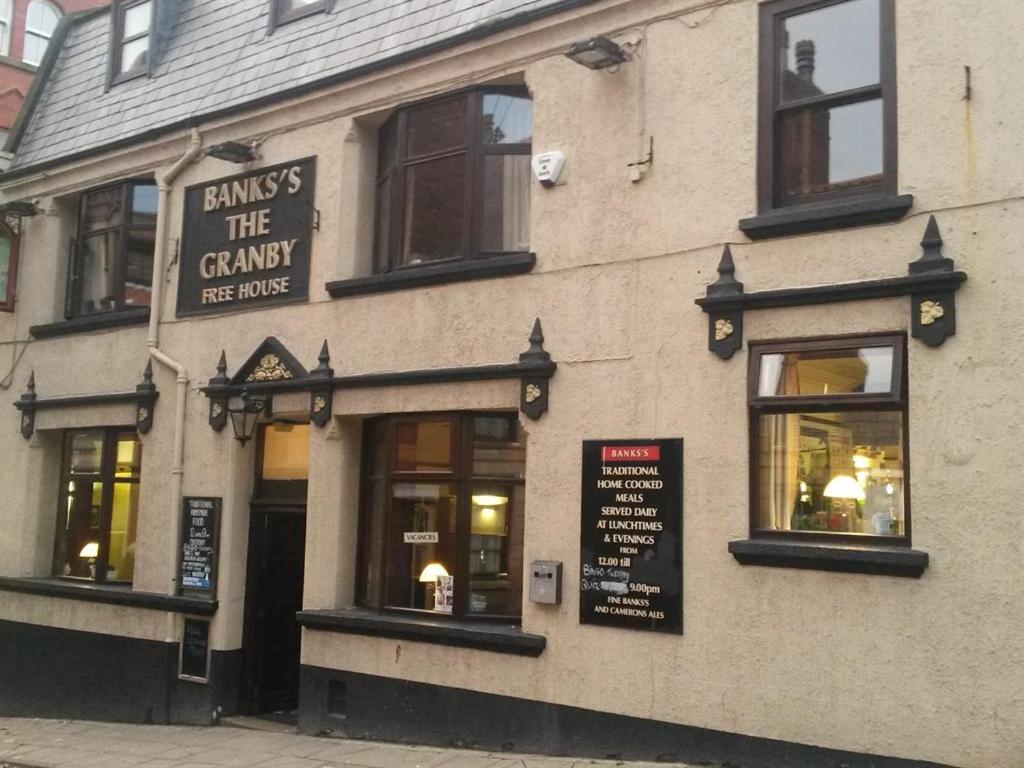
[0,718,701,768]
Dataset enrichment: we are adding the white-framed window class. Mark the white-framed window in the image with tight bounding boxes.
[0,0,13,57]
[24,0,62,66]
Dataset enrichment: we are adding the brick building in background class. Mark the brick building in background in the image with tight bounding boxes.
[0,0,107,148]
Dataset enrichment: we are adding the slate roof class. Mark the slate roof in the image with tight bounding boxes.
[6,0,597,175]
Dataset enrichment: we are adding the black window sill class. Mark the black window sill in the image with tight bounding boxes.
[0,576,218,614]
[728,539,928,578]
[297,607,546,657]
[30,308,150,339]
[739,194,914,240]
[325,252,536,299]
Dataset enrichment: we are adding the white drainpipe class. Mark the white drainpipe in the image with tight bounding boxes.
[147,129,203,623]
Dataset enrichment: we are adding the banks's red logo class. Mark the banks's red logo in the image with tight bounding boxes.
[601,445,660,462]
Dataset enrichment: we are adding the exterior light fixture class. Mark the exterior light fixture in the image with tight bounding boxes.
[228,395,267,445]
[565,36,630,70]
[0,200,39,217]
[206,141,257,163]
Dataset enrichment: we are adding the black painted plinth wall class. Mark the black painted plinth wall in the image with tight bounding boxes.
[298,666,953,768]
[0,619,241,725]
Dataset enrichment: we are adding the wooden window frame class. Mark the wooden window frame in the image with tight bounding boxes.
[356,412,526,622]
[110,0,153,85]
[65,179,156,320]
[23,0,61,67]
[747,332,911,547]
[0,219,19,312]
[53,427,142,585]
[373,86,533,274]
[756,0,897,212]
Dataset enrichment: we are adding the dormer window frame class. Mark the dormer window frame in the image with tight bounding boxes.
[269,0,330,31]
[110,0,154,86]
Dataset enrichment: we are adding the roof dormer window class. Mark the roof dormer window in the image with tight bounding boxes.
[111,0,152,83]
[270,0,329,30]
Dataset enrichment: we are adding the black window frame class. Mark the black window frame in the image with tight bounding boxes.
[110,0,154,85]
[269,0,330,30]
[53,426,143,585]
[747,332,911,547]
[356,411,527,622]
[65,178,157,320]
[373,86,533,274]
[756,0,897,213]
[0,219,19,312]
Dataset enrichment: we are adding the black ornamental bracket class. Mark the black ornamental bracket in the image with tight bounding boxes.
[695,215,968,358]
[14,364,159,439]
[201,321,557,425]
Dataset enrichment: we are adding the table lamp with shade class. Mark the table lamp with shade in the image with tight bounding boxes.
[418,562,449,610]
[79,541,99,578]
[823,475,866,532]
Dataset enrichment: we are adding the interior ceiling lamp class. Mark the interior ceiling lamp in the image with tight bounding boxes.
[206,140,257,163]
[228,395,267,445]
[565,35,630,70]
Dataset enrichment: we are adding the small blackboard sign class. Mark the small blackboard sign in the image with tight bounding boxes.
[179,618,210,683]
[179,497,220,594]
[580,439,684,634]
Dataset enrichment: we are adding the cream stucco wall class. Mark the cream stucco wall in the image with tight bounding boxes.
[0,0,1022,765]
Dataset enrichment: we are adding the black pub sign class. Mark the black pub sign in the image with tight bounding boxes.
[176,157,316,316]
[580,439,683,634]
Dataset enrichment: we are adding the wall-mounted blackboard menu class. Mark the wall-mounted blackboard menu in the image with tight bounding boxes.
[179,497,220,594]
[179,618,210,683]
[580,439,683,634]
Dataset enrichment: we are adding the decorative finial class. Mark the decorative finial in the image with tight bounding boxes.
[26,370,35,393]
[142,359,153,384]
[209,350,230,387]
[706,245,744,297]
[910,215,954,274]
[311,339,333,379]
[520,319,551,366]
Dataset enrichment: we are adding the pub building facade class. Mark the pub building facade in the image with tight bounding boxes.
[0,1,1019,767]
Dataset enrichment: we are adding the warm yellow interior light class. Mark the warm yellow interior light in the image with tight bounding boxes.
[823,475,866,501]
[472,494,508,506]
[853,454,872,470]
[418,562,449,583]
[78,542,99,559]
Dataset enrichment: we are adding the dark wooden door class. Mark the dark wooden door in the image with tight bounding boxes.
[245,503,306,714]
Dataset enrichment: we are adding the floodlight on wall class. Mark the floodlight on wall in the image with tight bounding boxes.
[565,35,630,70]
[206,140,258,163]
[228,395,267,445]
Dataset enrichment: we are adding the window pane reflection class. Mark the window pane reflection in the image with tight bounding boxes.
[482,95,532,144]
[469,486,523,616]
[779,0,879,103]
[401,155,466,264]
[758,345,894,397]
[777,98,883,200]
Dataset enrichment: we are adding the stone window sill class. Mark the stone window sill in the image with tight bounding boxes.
[0,576,218,614]
[297,607,546,657]
[30,308,150,339]
[325,252,536,299]
[728,539,928,578]
[739,194,914,240]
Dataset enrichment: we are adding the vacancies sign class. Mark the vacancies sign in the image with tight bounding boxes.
[580,439,683,634]
[176,157,316,316]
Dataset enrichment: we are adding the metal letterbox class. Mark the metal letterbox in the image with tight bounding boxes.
[529,560,562,605]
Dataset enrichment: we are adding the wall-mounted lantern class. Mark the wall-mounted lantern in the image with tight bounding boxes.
[229,394,268,445]
[206,141,257,164]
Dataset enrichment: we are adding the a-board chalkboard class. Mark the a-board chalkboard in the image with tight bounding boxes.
[179,618,210,682]
[179,497,221,594]
[580,439,683,634]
